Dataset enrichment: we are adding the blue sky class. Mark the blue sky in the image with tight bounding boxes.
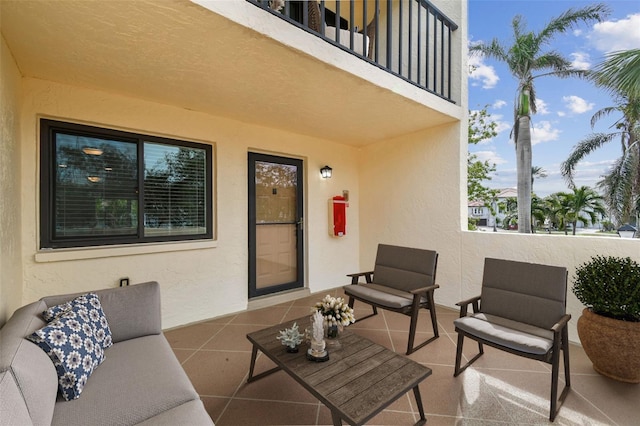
[468,0,640,197]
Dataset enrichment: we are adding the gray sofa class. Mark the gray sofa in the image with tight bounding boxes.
[0,281,214,425]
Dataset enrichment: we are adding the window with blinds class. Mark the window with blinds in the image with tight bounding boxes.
[40,119,213,248]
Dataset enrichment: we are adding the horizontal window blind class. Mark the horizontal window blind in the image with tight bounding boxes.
[41,119,213,248]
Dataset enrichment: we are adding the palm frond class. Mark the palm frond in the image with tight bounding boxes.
[591,49,640,98]
[561,133,618,186]
[533,52,573,72]
[536,4,610,46]
[470,39,508,63]
[597,149,639,224]
[590,106,618,129]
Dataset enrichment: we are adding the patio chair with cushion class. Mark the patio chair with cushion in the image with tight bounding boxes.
[453,258,571,421]
[343,244,439,355]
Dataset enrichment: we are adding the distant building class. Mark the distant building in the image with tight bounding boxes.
[468,188,517,227]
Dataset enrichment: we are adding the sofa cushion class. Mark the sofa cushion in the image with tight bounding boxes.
[135,400,214,425]
[51,334,202,425]
[43,293,113,350]
[27,305,107,401]
[42,282,161,344]
[0,370,33,425]
[0,301,59,425]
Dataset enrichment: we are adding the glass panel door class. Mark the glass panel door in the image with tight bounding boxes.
[248,153,303,298]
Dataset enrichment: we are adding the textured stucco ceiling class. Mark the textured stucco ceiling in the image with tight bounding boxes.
[1,0,457,146]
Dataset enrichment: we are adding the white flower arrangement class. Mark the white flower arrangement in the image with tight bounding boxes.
[312,295,356,327]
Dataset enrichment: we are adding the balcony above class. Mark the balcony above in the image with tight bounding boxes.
[247,0,459,102]
[0,0,465,145]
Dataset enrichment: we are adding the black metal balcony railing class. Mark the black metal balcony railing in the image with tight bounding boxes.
[247,0,458,103]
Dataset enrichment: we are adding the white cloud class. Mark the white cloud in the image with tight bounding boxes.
[590,13,640,52]
[535,98,550,115]
[492,100,507,109]
[570,52,591,70]
[573,29,583,37]
[531,121,560,145]
[468,54,499,89]
[562,95,595,114]
[557,111,566,117]
[471,150,508,165]
[490,113,512,134]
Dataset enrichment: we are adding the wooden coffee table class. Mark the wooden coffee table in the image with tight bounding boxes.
[246,316,431,425]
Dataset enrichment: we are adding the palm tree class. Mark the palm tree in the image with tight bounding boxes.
[500,197,518,230]
[470,5,609,233]
[530,194,547,233]
[561,95,640,226]
[591,48,640,99]
[556,186,606,235]
[531,166,547,185]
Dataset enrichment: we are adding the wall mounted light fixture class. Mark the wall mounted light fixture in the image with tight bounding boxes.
[320,165,332,179]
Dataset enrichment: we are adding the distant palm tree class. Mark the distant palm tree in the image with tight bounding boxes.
[531,194,547,233]
[556,186,606,235]
[500,197,518,230]
[561,94,640,226]
[470,5,609,233]
[532,166,548,186]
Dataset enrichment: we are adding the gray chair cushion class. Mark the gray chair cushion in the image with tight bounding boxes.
[480,258,567,329]
[455,313,553,355]
[344,283,426,309]
[51,334,200,426]
[371,244,437,292]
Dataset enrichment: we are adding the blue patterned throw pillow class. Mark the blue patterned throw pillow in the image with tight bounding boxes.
[28,308,106,400]
[43,293,113,349]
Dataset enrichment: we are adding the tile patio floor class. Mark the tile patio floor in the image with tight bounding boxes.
[165,288,639,425]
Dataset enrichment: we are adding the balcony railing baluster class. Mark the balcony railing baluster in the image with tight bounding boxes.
[247,0,458,103]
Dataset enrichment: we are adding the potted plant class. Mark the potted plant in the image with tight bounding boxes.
[572,255,640,383]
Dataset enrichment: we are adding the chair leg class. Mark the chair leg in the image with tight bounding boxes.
[550,344,560,421]
[549,329,571,422]
[549,327,571,421]
[405,295,438,355]
[454,333,465,376]
[427,292,439,338]
[562,327,571,388]
[453,333,484,377]
[407,310,419,355]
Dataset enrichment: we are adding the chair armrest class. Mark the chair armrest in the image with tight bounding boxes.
[455,295,481,317]
[550,314,571,334]
[346,271,374,284]
[409,284,439,295]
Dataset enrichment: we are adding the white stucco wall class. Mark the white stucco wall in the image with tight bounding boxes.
[0,35,23,324]
[15,78,361,329]
[358,122,466,309]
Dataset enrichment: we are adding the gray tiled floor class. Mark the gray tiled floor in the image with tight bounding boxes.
[165,288,639,425]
